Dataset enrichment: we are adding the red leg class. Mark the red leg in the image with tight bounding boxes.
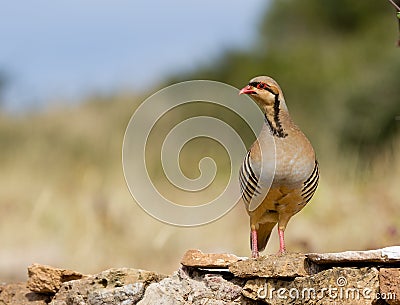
[251,229,259,258]
[278,228,286,254]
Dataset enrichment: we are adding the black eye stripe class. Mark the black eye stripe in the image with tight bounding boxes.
[248,81,277,95]
[249,81,261,88]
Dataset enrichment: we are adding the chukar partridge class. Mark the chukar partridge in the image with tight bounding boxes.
[239,76,319,258]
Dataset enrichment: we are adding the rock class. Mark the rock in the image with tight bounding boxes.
[27,264,86,294]
[307,246,400,264]
[243,267,380,305]
[379,268,400,305]
[50,268,165,305]
[138,267,257,305]
[181,249,242,268]
[230,253,318,278]
[87,283,144,305]
[0,282,50,305]
[5,248,400,304]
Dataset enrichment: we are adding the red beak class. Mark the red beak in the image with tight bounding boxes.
[239,85,256,95]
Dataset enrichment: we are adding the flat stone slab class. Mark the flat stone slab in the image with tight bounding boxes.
[307,246,400,264]
[181,249,242,268]
[230,253,316,278]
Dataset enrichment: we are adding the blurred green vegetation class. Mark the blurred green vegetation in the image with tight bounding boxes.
[1,0,400,281]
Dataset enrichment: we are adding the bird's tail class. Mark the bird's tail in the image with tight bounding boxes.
[251,222,277,252]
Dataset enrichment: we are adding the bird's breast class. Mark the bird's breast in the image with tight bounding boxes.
[261,132,316,188]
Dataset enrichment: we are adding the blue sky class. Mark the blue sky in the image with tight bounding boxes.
[0,0,268,111]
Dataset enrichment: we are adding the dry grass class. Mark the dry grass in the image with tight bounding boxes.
[0,93,399,282]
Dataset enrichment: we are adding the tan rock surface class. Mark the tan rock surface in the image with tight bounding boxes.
[0,282,50,305]
[50,268,166,305]
[230,253,318,278]
[379,268,400,305]
[243,267,380,304]
[181,249,242,268]
[27,264,86,294]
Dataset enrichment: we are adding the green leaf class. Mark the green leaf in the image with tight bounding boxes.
[397,12,400,19]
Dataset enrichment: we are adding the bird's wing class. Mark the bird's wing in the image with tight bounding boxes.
[301,160,320,203]
[239,151,261,207]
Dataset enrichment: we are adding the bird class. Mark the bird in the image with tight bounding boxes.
[239,76,319,258]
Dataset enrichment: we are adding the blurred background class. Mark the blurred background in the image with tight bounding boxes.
[1,0,400,281]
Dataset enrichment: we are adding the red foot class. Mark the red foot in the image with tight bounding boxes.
[278,228,286,254]
[251,229,259,258]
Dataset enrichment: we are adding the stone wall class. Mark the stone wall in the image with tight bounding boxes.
[1,247,399,305]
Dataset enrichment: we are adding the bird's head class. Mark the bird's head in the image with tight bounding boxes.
[239,76,283,108]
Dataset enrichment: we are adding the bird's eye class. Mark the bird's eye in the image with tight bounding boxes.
[257,83,265,89]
